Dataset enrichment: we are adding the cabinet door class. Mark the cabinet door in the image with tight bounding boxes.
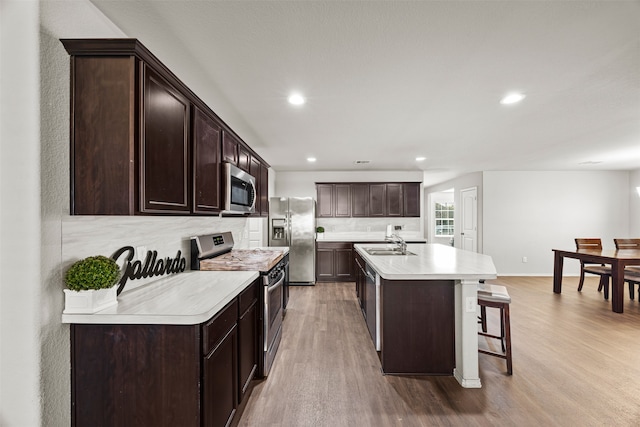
[71,324,200,426]
[403,183,421,217]
[249,156,261,215]
[386,184,403,217]
[316,247,335,280]
[260,164,269,217]
[335,247,354,280]
[351,184,369,217]
[316,184,334,217]
[141,65,191,213]
[71,56,136,215]
[238,302,258,402]
[222,131,238,165]
[238,145,251,172]
[369,184,386,217]
[203,326,238,427]
[334,184,352,217]
[193,107,222,214]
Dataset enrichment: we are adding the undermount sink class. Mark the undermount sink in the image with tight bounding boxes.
[364,247,416,256]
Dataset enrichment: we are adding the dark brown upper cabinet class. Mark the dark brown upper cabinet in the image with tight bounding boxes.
[62,38,269,216]
[403,182,421,217]
[316,182,421,218]
[334,184,352,217]
[351,184,370,217]
[368,184,387,217]
[260,164,269,217]
[193,107,222,214]
[222,131,239,166]
[238,145,251,173]
[385,183,403,217]
[141,65,191,213]
[316,184,334,218]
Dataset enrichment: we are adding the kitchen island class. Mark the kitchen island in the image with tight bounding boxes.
[354,243,497,388]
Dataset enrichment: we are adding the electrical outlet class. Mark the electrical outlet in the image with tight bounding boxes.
[465,297,476,313]
[522,256,528,263]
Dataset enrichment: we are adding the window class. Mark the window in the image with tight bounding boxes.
[434,202,454,236]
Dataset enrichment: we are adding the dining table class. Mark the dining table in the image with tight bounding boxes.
[552,248,640,313]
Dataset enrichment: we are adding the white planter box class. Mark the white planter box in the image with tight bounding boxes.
[63,287,118,314]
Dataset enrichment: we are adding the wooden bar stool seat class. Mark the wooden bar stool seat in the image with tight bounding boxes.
[477,283,512,375]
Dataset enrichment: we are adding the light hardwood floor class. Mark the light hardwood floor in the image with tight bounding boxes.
[239,277,640,426]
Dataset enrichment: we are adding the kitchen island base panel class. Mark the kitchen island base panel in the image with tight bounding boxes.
[454,279,482,388]
[380,279,455,375]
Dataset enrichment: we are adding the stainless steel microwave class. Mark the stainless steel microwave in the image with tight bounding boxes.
[223,162,256,214]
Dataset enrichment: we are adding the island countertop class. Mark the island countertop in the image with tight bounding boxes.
[61,270,259,325]
[354,243,497,281]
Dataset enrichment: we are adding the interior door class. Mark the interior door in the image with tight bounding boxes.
[460,187,478,252]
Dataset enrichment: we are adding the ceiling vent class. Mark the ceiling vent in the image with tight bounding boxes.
[354,160,371,165]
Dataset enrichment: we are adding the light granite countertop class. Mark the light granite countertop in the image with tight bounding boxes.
[354,243,497,281]
[61,270,260,325]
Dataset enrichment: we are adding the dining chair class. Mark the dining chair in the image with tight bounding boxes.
[613,238,640,300]
[575,238,611,299]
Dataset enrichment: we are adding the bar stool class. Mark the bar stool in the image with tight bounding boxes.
[478,283,512,375]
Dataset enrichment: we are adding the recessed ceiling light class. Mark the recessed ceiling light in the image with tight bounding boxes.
[307,157,316,162]
[415,156,426,162]
[500,93,526,105]
[288,93,306,106]
[578,160,602,165]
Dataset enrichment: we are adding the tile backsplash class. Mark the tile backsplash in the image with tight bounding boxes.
[317,217,420,233]
[62,216,254,292]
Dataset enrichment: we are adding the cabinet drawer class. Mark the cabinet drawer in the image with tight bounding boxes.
[239,279,259,315]
[202,299,238,355]
[316,242,352,250]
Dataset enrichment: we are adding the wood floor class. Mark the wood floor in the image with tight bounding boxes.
[239,277,640,426]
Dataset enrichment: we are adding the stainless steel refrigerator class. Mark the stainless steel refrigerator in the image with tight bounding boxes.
[268,197,316,284]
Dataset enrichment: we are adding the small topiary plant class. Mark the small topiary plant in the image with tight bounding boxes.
[316,226,325,233]
[64,255,120,291]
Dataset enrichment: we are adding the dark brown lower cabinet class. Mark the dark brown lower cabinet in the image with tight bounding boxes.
[237,281,259,402]
[203,324,238,427]
[316,242,354,282]
[71,324,201,427]
[71,280,260,427]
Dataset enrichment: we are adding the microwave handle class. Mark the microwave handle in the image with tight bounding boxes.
[249,180,257,211]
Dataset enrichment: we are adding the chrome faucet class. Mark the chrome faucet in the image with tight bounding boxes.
[386,233,407,254]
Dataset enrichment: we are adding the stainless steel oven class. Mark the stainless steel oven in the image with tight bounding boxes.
[191,232,289,377]
[263,255,288,376]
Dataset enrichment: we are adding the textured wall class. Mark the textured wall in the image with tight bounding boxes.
[483,171,630,275]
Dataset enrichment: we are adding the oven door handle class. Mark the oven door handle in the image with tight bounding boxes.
[266,270,286,293]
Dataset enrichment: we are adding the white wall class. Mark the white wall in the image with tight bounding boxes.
[1,2,41,425]
[630,169,640,236]
[483,171,630,276]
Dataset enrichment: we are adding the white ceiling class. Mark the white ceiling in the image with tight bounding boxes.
[90,0,640,185]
